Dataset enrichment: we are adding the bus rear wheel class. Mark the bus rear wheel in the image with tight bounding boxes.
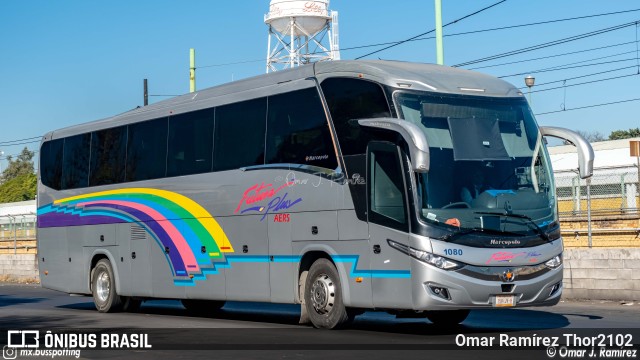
[304,258,351,329]
[92,259,123,313]
[425,309,470,326]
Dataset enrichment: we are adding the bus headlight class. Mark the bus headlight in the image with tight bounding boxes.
[545,254,563,269]
[388,239,462,270]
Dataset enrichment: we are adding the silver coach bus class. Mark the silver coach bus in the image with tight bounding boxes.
[37,60,594,329]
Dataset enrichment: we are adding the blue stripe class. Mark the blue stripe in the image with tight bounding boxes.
[332,255,411,279]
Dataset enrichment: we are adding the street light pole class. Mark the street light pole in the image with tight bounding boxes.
[525,75,535,106]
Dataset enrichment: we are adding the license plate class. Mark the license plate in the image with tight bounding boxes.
[494,294,515,307]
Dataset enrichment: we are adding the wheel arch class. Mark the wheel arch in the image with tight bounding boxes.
[296,244,352,306]
[88,249,121,293]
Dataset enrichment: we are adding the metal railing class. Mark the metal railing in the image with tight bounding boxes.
[556,166,639,217]
[0,213,36,255]
[555,165,639,247]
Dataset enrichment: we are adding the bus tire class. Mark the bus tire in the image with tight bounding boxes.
[181,299,225,315]
[91,259,123,313]
[304,258,351,329]
[425,309,470,326]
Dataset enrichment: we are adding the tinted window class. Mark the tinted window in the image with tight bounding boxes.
[40,139,63,190]
[167,109,214,177]
[90,127,127,186]
[266,88,337,169]
[321,78,391,155]
[61,134,90,189]
[214,98,266,171]
[369,143,407,230]
[126,118,168,181]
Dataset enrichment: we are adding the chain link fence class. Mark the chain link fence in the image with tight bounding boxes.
[555,166,639,217]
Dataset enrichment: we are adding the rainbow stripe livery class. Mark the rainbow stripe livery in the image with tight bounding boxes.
[38,188,233,283]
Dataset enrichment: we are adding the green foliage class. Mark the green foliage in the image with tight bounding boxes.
[0,173,37,202]
[1,147,35,183]
[609,128,640,140]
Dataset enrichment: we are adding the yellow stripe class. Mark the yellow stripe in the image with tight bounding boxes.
[55,188,234,252]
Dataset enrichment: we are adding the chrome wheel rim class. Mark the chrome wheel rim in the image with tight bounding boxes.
[96,271,110,303]
[310,273,335,315]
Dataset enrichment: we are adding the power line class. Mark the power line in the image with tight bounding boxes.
[335,10,640,60]
[453,21,638,68]
[196,8,640,69]
[0,140,41,147]
[517,65,638,89]
[355,0,507,60]
[530,72,638,94]
[351,1,507,60]
[0,136,41,146]
[498,51,638,78]
[498,57,637,78]
[468,40,638,70]
[535,97,640,116]
[198,59,264,69]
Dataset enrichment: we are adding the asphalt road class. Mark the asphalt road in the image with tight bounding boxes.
[1,284,638,359]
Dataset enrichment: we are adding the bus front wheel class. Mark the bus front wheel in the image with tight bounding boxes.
[92,259,123,313]
[304,258,352,329]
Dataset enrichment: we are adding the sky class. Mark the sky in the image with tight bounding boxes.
[1,0,639,170]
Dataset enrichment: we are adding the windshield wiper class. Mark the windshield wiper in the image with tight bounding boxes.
[474,211,550,242]
[440,227,521,243]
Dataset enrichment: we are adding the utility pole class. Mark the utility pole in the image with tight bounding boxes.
[434,0,444,65]
[190,48,196,93]
[143,79,148,106]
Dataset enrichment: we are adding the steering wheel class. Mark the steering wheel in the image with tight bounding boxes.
[442,202,471,209]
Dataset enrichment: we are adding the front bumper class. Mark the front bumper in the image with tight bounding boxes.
[411,260,563,310]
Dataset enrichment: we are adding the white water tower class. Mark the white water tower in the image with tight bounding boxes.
[265,0,340,73]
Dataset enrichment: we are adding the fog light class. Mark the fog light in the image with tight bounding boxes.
[549,282,561,297]
[428,285,451,300]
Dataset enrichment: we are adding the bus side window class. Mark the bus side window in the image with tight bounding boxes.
[320,78,391,156]
[367,142,408,231]
[61,133,90,189]
[127,118,168,182]
[266,88,337,170]
[89,126,127,186]
[214,98,267,171]
[40,139,63,190]
[167,109,214,177]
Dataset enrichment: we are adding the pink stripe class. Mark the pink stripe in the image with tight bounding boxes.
[78,200,200,272]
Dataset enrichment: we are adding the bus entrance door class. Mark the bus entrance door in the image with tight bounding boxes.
[367,142,412,309]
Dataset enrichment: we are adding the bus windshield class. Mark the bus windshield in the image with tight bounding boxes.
[395,91,557,237]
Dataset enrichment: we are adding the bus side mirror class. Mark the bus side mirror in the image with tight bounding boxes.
[540,126,594,179]
[358,118,430,173]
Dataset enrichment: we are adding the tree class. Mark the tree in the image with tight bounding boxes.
[564,130,605,145]
[576,130,606,143]
[609,128,640,140]
[0,173,37,202]
[1,147,35,183]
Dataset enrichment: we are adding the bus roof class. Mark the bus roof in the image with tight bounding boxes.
[43,60,522,141]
